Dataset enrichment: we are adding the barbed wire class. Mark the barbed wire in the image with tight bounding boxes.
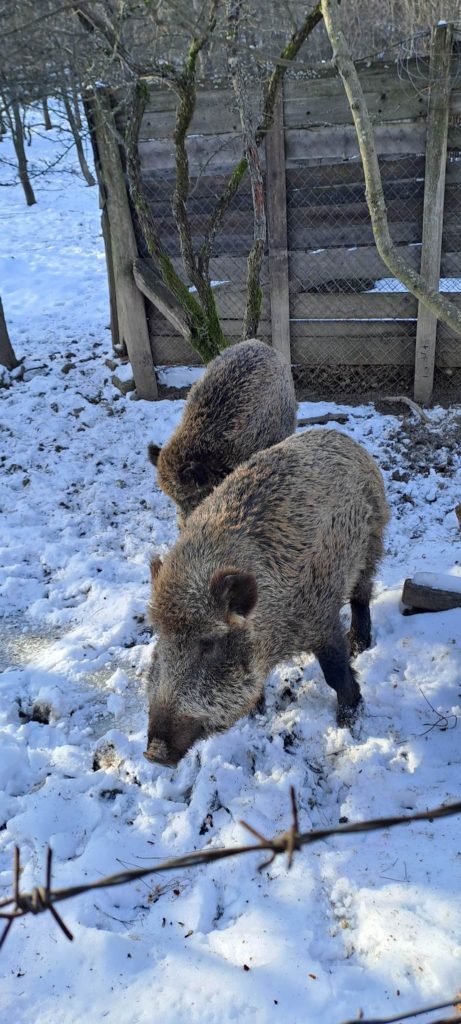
[0,792,459,942]
[0,791,459,1022]
[343,997,461,1023]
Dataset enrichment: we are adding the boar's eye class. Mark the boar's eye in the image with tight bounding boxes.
[198,636,219,657]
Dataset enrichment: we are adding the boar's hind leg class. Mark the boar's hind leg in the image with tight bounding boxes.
[349,576,372,657]
[315,630,362,727]
[349,532,383,656]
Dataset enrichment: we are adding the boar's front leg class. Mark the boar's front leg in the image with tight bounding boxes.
[314,629,362,727]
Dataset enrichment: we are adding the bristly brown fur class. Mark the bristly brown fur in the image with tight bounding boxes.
[148,339,297,521]
[145,429,390,766]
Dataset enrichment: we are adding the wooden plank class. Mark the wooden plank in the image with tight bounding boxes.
[159,247,461,291]
[148,287,425,323]
[90,93,158,399]
[414,24,453,405]
[265,82,290,365]
[144,196,424,236]
[150,315,271,336]
[101,204,119,350]
[139,122,429,174]
[139,132,250,173]
[435,336,461,367]
[143,178,426,221]
[150,331,417,367]
[150,334,204,366]
[289,292,419,319]
[285,121,427,165]
[149,220,426,256]
[133,258,191,339]
[141,156,428,202]
[290,333,415,366]
[286,155,426,186]
[284,77,428,129]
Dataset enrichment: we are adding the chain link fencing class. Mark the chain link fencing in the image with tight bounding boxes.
[128,43,461,401]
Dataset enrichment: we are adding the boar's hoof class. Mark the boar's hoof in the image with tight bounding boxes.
[336,695,363,729]
[348,628,372,658]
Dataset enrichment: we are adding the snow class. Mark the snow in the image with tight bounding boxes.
[1,113,461,1024]
[367,278,461,293]
[157,365,205,388]
[412,572,461,594]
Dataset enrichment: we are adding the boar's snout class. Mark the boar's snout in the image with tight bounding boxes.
[143,739,178,768]
[145,710,207,768]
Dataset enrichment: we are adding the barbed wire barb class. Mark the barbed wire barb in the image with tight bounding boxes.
[0,796,460,956]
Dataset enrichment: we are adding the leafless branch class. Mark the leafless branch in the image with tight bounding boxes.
[378,395,431,423]
[200,1,322,273]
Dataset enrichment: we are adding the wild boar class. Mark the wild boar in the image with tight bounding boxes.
[147,339,297,523]
[144,429,389,767]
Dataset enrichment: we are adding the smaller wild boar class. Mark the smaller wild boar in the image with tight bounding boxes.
[147,339,297,523]
[144,429,389,767]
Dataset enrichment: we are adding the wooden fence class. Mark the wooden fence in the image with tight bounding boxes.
[89,25,461,401]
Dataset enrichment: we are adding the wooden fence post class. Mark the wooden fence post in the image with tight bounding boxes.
[413,23,453,405]
[90,93,158,400]
[265,81,291,366]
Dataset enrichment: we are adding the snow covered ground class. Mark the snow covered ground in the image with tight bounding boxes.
[1,116,461,1024]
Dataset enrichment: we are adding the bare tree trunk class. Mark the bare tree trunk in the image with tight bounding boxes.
[0,106,6,139]
[320,0,461,345]
[60,82,95,185]
[0,298,20,370]
[42,97,52,130]
[227,0,266,340]
[10,100,36,205]
[70,72,83,130]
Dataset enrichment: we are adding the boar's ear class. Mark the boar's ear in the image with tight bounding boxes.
[147,443,162,467]
[179,461,209,490]
[150,555,163,584]
[210,568,257,625]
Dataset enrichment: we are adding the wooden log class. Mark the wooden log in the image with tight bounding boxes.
[133,258,191,340]
[297,412,349,426]
[402,574,461,613]
[414,24,453,405]
[90,93,158,400]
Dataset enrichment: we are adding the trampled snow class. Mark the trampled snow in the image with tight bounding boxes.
[1,114,461,1024]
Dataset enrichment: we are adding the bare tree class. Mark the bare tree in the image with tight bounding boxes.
[42,96,52,129]
[320,0,461,343]
[0,298,20,371]
[58,69,95,185]
[0,93,36,205]
[77,0,323,361]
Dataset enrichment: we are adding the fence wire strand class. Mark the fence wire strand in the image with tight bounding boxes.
[1,791,459,1023]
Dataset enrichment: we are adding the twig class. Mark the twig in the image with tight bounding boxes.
[379,396,431,424]
[297,412,349,427]
[342,994,461,1023]
[0,797,459,952]
[419,688,458,737]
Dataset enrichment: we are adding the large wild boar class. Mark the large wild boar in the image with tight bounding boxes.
[147,339,297,523]
[144,429,389,767]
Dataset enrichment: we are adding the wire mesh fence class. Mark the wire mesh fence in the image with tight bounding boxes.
[122,42,461,400]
